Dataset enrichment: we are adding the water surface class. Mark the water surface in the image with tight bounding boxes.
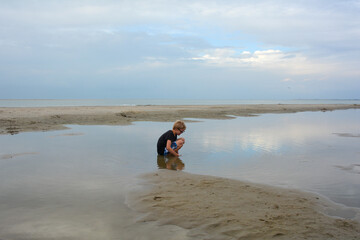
[0,109,359,239]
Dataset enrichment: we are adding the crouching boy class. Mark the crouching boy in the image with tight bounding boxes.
[157,120,186,157]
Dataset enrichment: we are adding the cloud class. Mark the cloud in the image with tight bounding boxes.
[282,78,292,82]
[191,48,334,76]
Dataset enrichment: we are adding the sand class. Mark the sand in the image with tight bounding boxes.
[127,170,360,240]
[1,104,359,135]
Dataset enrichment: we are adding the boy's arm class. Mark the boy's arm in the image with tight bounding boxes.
[166,139,179,157]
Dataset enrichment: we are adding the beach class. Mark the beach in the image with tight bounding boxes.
[128,170,360,240]
[1,104,360,239]
[1,104,359,135]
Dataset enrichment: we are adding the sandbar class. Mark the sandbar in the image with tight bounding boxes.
[128,170,360,240]
[1,104,359,134]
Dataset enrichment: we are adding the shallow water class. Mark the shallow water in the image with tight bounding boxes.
[183,110,360,209]
[0,109,359,239]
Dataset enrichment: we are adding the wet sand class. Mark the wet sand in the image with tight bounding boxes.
[1,104,359,134]
[128,170,360,240]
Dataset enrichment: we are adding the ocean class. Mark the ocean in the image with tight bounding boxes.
[1,98,360,107]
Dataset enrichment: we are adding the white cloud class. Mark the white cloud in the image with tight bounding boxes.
[191,48,333,76]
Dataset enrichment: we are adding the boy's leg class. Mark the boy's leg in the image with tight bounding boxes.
[174,138,185,153]
[164,142,178,155]
[164,138,185,155]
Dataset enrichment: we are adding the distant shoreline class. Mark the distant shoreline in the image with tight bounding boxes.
[1,104,359,135]
[1,99,360,108]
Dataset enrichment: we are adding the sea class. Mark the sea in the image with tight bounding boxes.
[0,99,359,239]
[0,98,360,107]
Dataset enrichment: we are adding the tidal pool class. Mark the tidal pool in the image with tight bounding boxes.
[0,109,359,239]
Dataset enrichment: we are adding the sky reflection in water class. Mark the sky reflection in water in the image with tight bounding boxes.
[183,110,360,208]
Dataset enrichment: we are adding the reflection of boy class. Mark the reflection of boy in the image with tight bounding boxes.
[157,155,185,171]
[157,120,186,157]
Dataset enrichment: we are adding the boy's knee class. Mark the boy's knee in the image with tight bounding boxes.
[177,139,185,146]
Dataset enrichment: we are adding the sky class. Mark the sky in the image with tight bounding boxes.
[0,0,359,100]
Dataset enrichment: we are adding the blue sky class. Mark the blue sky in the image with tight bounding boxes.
[0,0,359,99]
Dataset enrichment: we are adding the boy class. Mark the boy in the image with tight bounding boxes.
[157,120,186,157]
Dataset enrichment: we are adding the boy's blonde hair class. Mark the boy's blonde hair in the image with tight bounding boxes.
[173,120,186,131]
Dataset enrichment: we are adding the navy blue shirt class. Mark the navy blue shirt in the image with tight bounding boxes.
[157,130,177,155]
